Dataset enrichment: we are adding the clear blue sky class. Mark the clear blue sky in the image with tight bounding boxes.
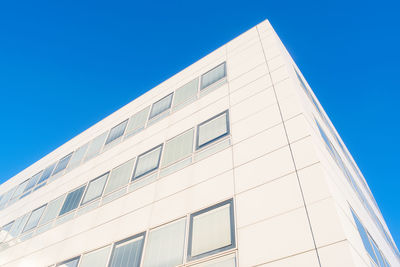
[0,0,399,249]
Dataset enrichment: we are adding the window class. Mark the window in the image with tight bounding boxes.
[67,143,89,171]
[52,153,73,176]
[149,93,173,120]
[0,188,15,209]
[125,106,150,138]
[6,213,30,241]
[132,145,163,180]
[368,235,386,267]
[196,111,229,149]
[37,163,57,185]
[104,159,135,195]
[10,179,29,200]
[173,78,198,109]
[81,173,109,205]
[84,132,108,162]
[143,218,186,267]
[105,120,128,145]
[56,256,80,267]
[22,171,43,195]
[0,221,14,243]
[109,233,145,267]
[39,194,66,226]
[200,63,226,90]
[59,186,85,216]
[161,129,194,167]
[79,245,111,267]
[188,199,235,260]
[350,209,379,264]
[23,204,47,233]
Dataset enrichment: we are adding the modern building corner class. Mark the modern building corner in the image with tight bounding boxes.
[0,19,398,267]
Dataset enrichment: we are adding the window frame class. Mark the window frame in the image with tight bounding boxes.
[187,198,236,261]
[132,144,163,181]
[200,62,226,90]
[80,172,109,206]
[149,93,174,120]
[196,110,230,150]
[105,119,129,146]
[108,232,146,267]
[56,256,80,267]
[52,153,73,176]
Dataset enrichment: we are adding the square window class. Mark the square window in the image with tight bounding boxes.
[23,204,47,233]
[37,163,57,185]
[200,63,226,90]
[83,132,108,162]
[188,199,235,260]
[22,171,43,195]
[39,194,66,226]
[105,120,128,145]
[59,186,85,216]
[56,256,80,267]
[81,173,109,205]
[196,111,229,149]
[125,106,150,138]
[149,93,173,120]
[173,78,198,109]
[79,245,111,267]
[67,143,89,171]
[109,233,145,267]
[53,153,73,176]
[161,129,194,167]
[132,145,162,180]
[104,159,135,195]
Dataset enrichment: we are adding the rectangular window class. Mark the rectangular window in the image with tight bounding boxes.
[200,63,226,90]
[368,235,386,267]
[143,218,186,267]
[173,78,198,109]
[0,188,15,209]
[149,93,173,120]
[188,199,235,260]
[81,173,109,205]
[79,245,111,267]
[23,204,47,233]
[6,213,30,241]
[39,194,66,226]
[125,106,150,138]
[104,159,135,195]
[83,132,108,162]
[22,171,43,195]
[67,143,89,171]
[109,233,145,267]
[105,120,128,146]
[161,129,194,167]
[197,111,229,149]
[52,153,73,176]
[0,221,14,243]
[59,186,85,216]
[132,145,162,180]
[56,256,80,267]
[37,163,57,185]
[350,209,379,264]
[10,179,29,200]
[192,254,236,267]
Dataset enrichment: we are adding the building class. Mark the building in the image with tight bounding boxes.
[0,19,398,267]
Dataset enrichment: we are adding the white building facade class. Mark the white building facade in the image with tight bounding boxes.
[0,20,398,267]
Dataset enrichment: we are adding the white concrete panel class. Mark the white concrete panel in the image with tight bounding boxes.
[290,136,320,170]
[318,241,363,267]
[238,208,315,266]
[297,163,332,204]
[258,250,319,267]
[284,114,311,143]
[236,173,304,228]
[229,74,272,106]
[228,63,268,91]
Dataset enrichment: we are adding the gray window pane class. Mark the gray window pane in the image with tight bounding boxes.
[173,78,198,108]
[189,200,235,260]
[59,186,85,216]
[143,219,186,267]
[161,129,194,167]
[67,143,89,171]
[369,235,385,267]
[81,173,109,205]
[201,63,226,89]
[0,221,14,243]
[23,204,47,232]
[149,93,173,119]
[104,159,135,195]
[132,145,162,180]
[105,120,128,145]
[84,132,108,162]
[6,213,30,241]
[80,245,111,267]
[39,194,66,226]
[56,256,80,267]
[350,209,378,264]
[197,111,229,149]
[11,179,29,200]
[109,234,145,267]
[0,188,16,209]
[37,163,57,185]
[53,153,73,175]
[125,107,150,137]
[23,171,43,193]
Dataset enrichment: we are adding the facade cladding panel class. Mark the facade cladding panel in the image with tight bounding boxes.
[0,19,398,267]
